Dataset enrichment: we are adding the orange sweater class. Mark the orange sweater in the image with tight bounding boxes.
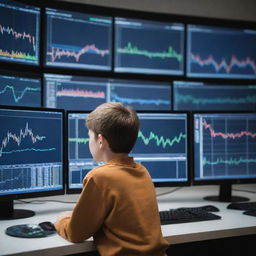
[55,156,169,256]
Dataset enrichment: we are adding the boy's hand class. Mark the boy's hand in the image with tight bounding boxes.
[56,211,73,222]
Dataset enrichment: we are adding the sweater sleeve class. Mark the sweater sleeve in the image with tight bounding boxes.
[54,175,109,243]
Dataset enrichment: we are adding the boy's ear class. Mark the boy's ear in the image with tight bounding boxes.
[98,134,108,148]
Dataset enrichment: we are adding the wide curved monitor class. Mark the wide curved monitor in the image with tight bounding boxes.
[44,74,171,111]
[0,0,40,65]
[192,112,256,202]
[0,106,64,219]
[187,25,256,79]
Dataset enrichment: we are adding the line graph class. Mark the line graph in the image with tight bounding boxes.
[0,109,63,166]
[0,2,40,65]
[56,88,105,99]
[69,137,89,144]
[0,84,40,103]
[173,83,256,111]
[138,130,186,148]
[190,53,256,75]
[49,44,110,63]
[111,92,170,107]
[0,122,47,157]
[118,42,182,61]
[132,114,187,155]
[203,156,256,166]
[203,119,256,139]
[110,82,171,110]
[177,93,256,105]
[0,24,36,51]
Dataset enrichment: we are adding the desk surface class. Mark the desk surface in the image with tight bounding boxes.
[1,184,256,256]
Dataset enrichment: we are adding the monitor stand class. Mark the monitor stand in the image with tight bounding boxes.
[0,200,35,220]
[204,183,249,202]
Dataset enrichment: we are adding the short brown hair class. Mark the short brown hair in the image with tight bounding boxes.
[86,102,140,153]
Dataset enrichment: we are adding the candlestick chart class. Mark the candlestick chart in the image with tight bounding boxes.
[194,113,256,180]
[0,1,40,65]
[45,9,112,70]
[115,18,184,75]
[187,25,256,79]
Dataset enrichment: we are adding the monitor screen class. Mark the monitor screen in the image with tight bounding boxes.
[67,112,96,191]
[45,8,112,70]
[193,112,256,201]
[109,79,172,110]
[44,74,108,110]
[131,112,189,186]
[67,112,189,192]
[0,106,64,218]
[0,0,40,65]
[114,17,184,75]
[173,81,256,111]
[187,25,256,79]
[0,71,41,107]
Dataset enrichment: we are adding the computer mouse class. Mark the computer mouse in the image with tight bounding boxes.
[201,205,220,212]
[38,221,56,232]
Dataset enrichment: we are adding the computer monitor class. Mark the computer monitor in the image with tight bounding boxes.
[0,71,41,107]
[193,112,256,202]
[0,106,64,219]
[114,17,184,75]
[44,74,108,110]
[187,25,256,79]
[0,0,40,65]
[109,79,172,110]
[67,111,189,193]
[45,8,112,70]
[173,81,256,111]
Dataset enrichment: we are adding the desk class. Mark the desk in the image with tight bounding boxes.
[1,184,256,256]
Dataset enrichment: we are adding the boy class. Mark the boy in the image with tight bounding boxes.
[54,102,169,256]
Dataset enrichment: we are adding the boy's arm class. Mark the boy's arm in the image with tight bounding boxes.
[54,176,108,242]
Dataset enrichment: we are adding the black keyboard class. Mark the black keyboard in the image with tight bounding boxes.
[227,201,256,211]
[159,207,221,225]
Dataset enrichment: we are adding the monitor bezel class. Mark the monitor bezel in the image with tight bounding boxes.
[0,105,66,200]
[66,110,191,194]
[191,110,256,186]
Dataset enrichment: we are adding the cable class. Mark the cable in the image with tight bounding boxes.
[156,187,183,197]
[16,199,77,204]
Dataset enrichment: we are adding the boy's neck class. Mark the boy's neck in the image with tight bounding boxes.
[102,151,129,163]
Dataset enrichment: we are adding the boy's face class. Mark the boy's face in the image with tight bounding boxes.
[88,129,102,162]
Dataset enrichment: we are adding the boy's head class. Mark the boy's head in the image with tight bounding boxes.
[86,102,140,154]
